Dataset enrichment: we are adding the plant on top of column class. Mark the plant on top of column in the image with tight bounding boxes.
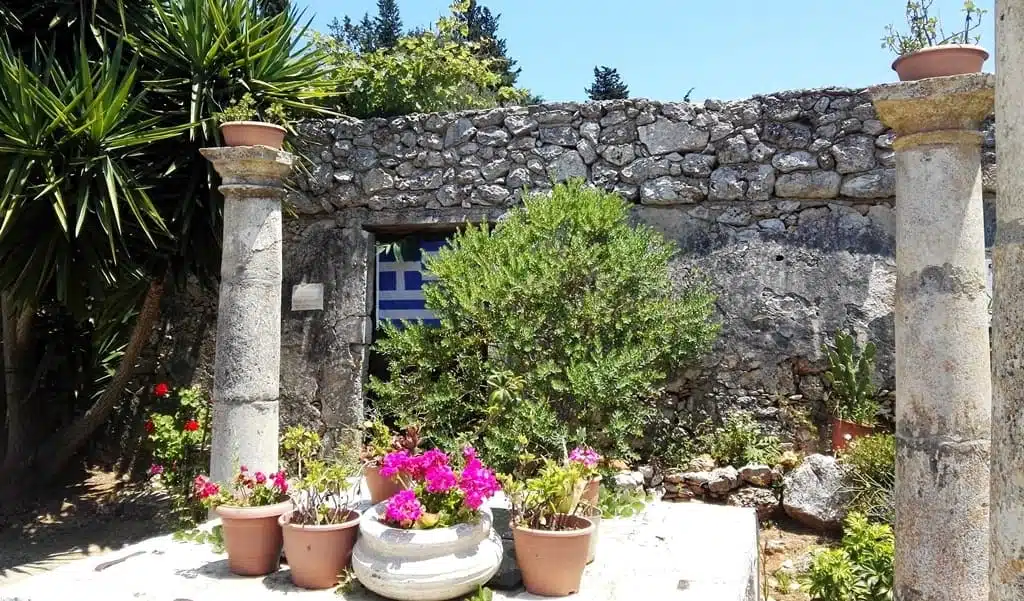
[278,426,363,590]
[194,465,291,577]
[823,330,880,452]
[351,445,504,600]
[213,92,292,149]
[882,0,988,80]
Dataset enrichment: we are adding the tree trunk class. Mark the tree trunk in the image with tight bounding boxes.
[1,296,36,471]
[32,276,165,482]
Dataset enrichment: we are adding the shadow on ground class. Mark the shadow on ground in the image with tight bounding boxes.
[0,466,174,585]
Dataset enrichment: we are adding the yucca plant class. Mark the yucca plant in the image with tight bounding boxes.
[822,331,879,427]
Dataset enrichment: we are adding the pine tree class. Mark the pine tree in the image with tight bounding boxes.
[329,13,378,53]
[373,0,403,50]
[458,0,520,87]
[585,66,629,101]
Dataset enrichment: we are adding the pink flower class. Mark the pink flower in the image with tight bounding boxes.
[254,471,267,484]
[384,489,424,527]
[148,464,164,476]
[458,449,501,510]
[193,475,220,499]
[380,450,411,478]
[424,464,458,493]
[271,470,288,494]
[569,447,601,469]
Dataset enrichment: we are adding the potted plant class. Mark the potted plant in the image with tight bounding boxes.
[501,459,596,596]
[569,446,602,506]
[277,426,362,590]
[883,0,988,81]
[194,466,291,576]
[351,446,504,601]
[360,419,421,504]
[823,330,880,452]
[214,92,289,149]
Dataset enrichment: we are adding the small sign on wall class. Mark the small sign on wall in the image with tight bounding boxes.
[292,283,324,311]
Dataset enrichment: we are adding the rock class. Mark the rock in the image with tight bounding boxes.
[580,121,601,145]
[727,487,780,521]
[504,114,538,136]
[477,128,510,147]
[687,455,716,472]
[539,126,578,147]
[612,471,645,492]
[830,134,877,173]
[706,466,741,495]
[718,136,750,164]
[772,150,818,173]
[709,167,746,201]
[640,176,706,204]
[507,168,530,189]
[664,471,687,485]
[480,159,511,181]
[764,540,787,555]
[639,465,655,482]
[547,150,588,182]
[622,157,671,183]
[739,464,775,487]
[577,140,598,164]
[774,170,841,199]
[717,207,753,227]
[350,147,379,171]
[602,144,636,167]
[475,185,510,204]
[680,153,716,177]
[782,454,851,530]
[662,102,696,121]
[840,168,896,199]
[638,118,709,155]
[444,118,476,148]
[362,168,394,194]
[600,122,637,145]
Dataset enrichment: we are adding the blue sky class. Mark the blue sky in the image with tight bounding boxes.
[297,0,994,102]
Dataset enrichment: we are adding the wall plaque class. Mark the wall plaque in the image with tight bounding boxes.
[291,283,324,311]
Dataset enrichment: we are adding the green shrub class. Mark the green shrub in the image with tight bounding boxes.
[840,434,895,525]
[823,330,879,426]
[703,412,781,467]
[369,180,719,472]
[801,512,894,601]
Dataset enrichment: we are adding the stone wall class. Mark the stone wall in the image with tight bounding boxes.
[171,87,998,451]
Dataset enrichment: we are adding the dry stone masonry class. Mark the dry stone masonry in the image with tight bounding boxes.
[164,87,998,452]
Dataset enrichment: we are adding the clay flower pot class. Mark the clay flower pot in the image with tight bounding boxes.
[215,500,292,576]
[219,121,287,149]
[364,464,404,504]
[891,44,989,81]
[579,505,602,564]
[831,417,874,452]
[351,502,503,601]
[280,509,361,590]
[581,476,601,506]
[513,514,595,596]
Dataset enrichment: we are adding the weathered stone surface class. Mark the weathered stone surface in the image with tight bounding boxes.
[830,135,876,173]
[727,487,780,521]
[772,151,818,173]
[840,169,895,199]
[738,464,775,487]
[782,454,850,530]
[640,176,706,204]
[706,466,741,495]
[547,150,588,182]
[774,170,842,198]
[639,118,709,155]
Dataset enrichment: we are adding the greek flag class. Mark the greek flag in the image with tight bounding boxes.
[376,239,445,329]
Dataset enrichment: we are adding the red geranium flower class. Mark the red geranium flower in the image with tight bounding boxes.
[183,419,200,432]
[153,382,170,397]
[144,419,155,433]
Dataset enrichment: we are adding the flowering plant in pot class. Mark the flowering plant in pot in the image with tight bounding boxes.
[500,458,595,596]
[823,330,879,452]
[569,446,603,506]
[883,0,988,81]
[194,466,291,576]
[360,418,422,503]
[351,446,504,601]
[277,426,362,590]
[214,92,290,149]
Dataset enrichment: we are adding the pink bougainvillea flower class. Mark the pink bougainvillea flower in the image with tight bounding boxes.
[384,489,424,527]
[148,464,164,476]
[569,447,601,469]
[379,450,411,478]
[183,419,200,432]
[459,448,501,510]
[153,383,170,397]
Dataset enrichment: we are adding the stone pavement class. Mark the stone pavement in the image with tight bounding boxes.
[0,501,758,601]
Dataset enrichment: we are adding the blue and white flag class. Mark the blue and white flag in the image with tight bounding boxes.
[376,239,445,329]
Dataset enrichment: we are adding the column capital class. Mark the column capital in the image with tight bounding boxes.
[199,145,295,188]
[869,73,993,149]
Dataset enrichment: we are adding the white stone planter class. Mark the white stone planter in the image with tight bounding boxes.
[352,502,503,601]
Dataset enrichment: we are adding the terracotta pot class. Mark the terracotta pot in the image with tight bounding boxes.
[581,476,601,507]
[219,121,287,149]
[364,464,404,504]
[579,506,602,564]
[352,502,503,600]
[831,417,874,452]
[513,515,594,596]
[215,500,292,576]
[891,44,989,81]
[280,509,361,590]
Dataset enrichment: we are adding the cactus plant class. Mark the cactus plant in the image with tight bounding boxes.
[822,331,879,427]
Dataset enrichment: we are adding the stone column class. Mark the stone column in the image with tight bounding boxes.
[993,2,1024,598]
[871,74,993,601]
[199,146,294,484]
